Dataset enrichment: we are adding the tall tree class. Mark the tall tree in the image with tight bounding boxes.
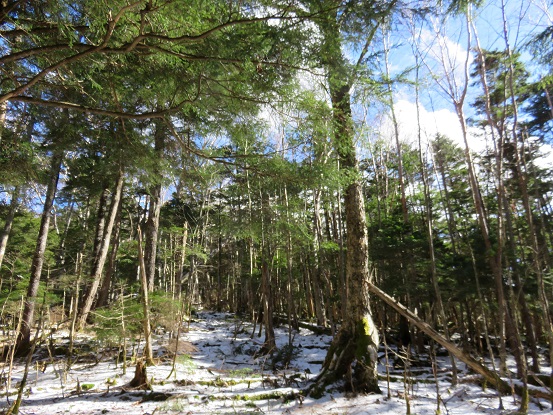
[15,111,66,355]
[143,121,166,292]
[77,169,124,330]
[309,0,397,395]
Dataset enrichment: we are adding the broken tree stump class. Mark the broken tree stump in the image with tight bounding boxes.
[128,359,151,390]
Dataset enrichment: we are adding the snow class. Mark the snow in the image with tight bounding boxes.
[2,312,550,414]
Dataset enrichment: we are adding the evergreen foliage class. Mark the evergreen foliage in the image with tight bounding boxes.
[0,0,552,403]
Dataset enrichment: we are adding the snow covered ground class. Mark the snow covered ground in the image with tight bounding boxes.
[1,311,551,414]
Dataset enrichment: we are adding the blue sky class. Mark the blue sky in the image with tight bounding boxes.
[355,0,553,165]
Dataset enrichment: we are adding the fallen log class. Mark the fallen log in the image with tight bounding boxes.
[368,282,513,395]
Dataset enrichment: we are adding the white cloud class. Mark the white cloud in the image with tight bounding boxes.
[375,99,487,155]
[374,98,553,169]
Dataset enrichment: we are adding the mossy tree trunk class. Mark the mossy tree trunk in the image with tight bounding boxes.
[311,169,380,394]
[310,2,380,395]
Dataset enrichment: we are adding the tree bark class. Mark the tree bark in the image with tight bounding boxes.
[310,4,380,394]
[144,123,165,292]
[0,186,20,271]
[500,3,551,387]
[77,170,124,330]
[15,149,63,355]
[312,190,328,327]
[137,227,154,365]
[96,201,123,309]
[413,51,458,382]
[471,36,526,378]
[91,187,109,268]
[261,259,276,353]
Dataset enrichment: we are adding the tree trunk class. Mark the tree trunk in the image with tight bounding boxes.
[77,171,124,330]
[129,360,151,390]
[311,6,380,393]
[55,195,75,272]
[383,34,408,224]
[137,227,154,365]
[312,190,328,327]
[15,149,63,355]
[0,186,20,271]
[500,3,552,386]
[96,202,123,309]
[471,34,526,378]
[283,185,298,342]
[261,259,276,353]
[0,101,6,137]
[91,186,110,268]
[144,185,162,292]
[144,123,165,292]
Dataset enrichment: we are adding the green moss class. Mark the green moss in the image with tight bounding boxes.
[197,378,238,387]
[355,317,373,361]
[229,367,254,378]
[231,391,299,401]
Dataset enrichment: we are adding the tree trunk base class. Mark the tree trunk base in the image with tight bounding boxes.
[309,314,380,398]
[128,360,151,390]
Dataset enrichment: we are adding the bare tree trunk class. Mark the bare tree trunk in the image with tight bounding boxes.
[0,101,6,138]
[411,49,458,383]
[96,202,123,309]
[544,85,553,120]
[383,33,408,224]
[77,170,124,330]
[500,1,550,389]
[312,189,328,327]
[503,193,540,373]
[1,108,31,271]
[302,256,315,318]
[137,226,154,365]
[471,21,526,378]
[261,259,276,353]
[0,186,20,270]
[259,190,276,353]
[144,185,162,292]
[15,149,63,355]
[91,187,110,267]
[421,5,515,375]
[55,195,75,271]
[431,141,459,255]
[283,185,298,344]
[144,123,165,292]
[176,223,188,297]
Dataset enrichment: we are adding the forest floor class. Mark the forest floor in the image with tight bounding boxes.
[1,311,551,415]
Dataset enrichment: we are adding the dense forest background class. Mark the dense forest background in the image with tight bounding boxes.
[1,0,553,407]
